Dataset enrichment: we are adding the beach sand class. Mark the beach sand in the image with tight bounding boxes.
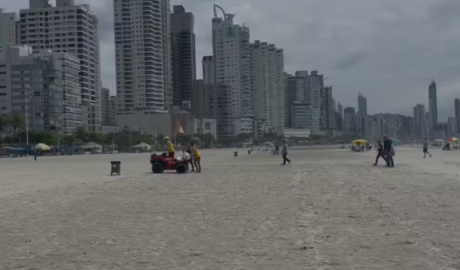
[1,147,460,269]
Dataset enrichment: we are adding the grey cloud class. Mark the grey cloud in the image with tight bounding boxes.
[4,0,460,121]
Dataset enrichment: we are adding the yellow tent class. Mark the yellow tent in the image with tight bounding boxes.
[352,139,367,145]
[35,143,51,151]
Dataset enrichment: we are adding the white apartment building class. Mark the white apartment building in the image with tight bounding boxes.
[18,0,102,132]
[292,101,319,133]
[212,5,252,135]
[0,9,19,54]
[249,40,284,136]
[202,56,214,84]
[4,45,81,135]
[113,0,172,117]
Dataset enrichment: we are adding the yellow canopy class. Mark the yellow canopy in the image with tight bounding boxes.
[35,143,51,151]
[352,139,367,145]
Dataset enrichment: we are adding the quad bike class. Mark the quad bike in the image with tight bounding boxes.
[150,153,189,173]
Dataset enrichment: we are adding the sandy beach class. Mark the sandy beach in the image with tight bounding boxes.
[1,146,460,269]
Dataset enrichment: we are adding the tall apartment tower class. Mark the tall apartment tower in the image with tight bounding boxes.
[18,0,101,132]
[0,9,19,54]
[324,86,334,130]
[171,5,195,108]
[344,107,356,135]
[249,40,284,136]
[357,92,368,137]
[212,4,252,135]
[101,87,110,125]
[202,56,214,84]
[455,98,460,134]
[428,80,438,131]
[413,104,427,139]
[113,0,172,114]
[357,93,367,115]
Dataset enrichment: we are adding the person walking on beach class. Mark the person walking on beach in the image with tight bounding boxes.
[191,143,201,173]
[383,135,394,167]
[423,139,432,158]
[373,140,384,166]
[281,140,291,165]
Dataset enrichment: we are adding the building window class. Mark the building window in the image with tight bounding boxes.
[205,123,211,130]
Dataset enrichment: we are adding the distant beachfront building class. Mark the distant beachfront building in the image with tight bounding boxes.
[212,4,252,135]
[370,113,412,140]
[455,98,460,134]
[202,56,214,85]
[428,80,438,133]
[413,104,427,139]
[4,45,81,135]
[249,40,284,137]
[284,70,325,132]
[0,9,19,54]
[343,107,356,136]
[19,0,101,132]
[171,5,196,108]
[113,0,172,118]
[291,101,318,133]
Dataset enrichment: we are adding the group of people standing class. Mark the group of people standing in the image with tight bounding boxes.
[164,136,202,173]
[373,135,395,167]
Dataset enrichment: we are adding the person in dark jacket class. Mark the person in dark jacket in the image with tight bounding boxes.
[373,140,384,166]
[383,135,394,167]
[281,140,291,165]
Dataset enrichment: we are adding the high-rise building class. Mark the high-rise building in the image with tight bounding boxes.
[114,0,172,114]
[413,104,427,139]
[212,4,252,135]
[428,80,438,132]
[283,70,324,132]
[292,101,318,133]
[357,93,368,137]
[171,5,196,108]
[357,93,367,115]
[455,99,460,133]
[0,9,19,54]
[202,56,214,84]
[324,86,334,130]
[4,45,81,135]
[101,87,110,125]
[306,71,325,129]
[370,113,410,140]
[447,116,457,137]
[108,95,117,126]
[284,73,301,127]
[249,40,284,136]
[336,102,344,131]
[343,107,356,135]
[192,79,232,138]
[19,0,101,132]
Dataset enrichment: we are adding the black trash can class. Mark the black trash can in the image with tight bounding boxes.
[110,161,121,175]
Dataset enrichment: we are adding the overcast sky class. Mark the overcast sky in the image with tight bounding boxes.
[6,0,460,120]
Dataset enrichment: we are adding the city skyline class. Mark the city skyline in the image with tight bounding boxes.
[3,0,460,120]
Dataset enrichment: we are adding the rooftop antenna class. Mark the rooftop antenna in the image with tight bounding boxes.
[213,0,217,18]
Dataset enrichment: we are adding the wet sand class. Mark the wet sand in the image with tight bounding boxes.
[1,147,460,269]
